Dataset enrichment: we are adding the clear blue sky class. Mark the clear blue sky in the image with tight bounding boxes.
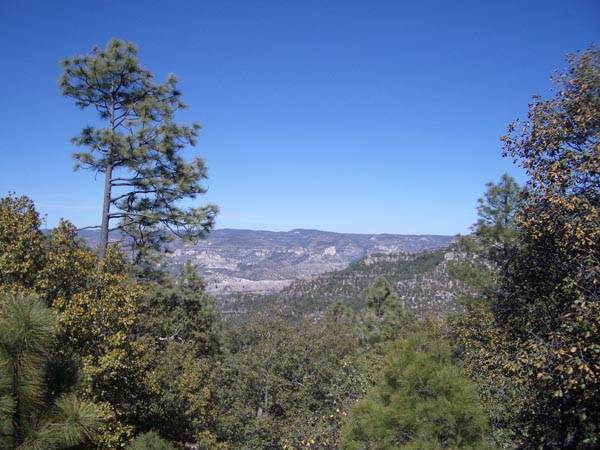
[1,0,599,235]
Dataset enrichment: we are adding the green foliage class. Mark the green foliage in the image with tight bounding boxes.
[131,263,226,447]
[358,277,413,348]
[51,245,145,449]
[0,197,143,448]
[447,175,526,449]
[138,343,224,449]
[450,46,600,450]
[60,39,217,260]
[448,305,524,449]
[127,431,176,450]
[496,45,600,449]
[340,329,495,450]
[474,174,523,255]
[0,194,45,291]
[0,292,99,450]
[131,271,221,449]
[448,174,523,306]
[36,220,97,305]
[227,249,454,319]
[0,195,228,449]
[213,310,367,450]
[138,261,222,357]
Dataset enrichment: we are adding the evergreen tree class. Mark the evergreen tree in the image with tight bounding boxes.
[0,292,99,450]
[0,195,226,449]
[137,261,222,357]
[452,45,600,450]
[59,39,217,260]
[134,263,225,448]
[340,329,495,450]
[449,174,523,305]
[358,277,412,348]
[127,431,176,450]
[51,245,145,449]
[447,176,525,449]
[214,310,364,450]
[473,173,523,269]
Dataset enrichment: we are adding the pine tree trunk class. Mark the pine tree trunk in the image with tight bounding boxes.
[99,96,117,260]
[98,163,113,260]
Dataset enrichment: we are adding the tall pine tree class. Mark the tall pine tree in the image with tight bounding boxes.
[59,39,217,260]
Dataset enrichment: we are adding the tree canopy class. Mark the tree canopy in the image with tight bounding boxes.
[59,39,217,260]
[496,45,600,449]
[448,45,600,450]
[340,329,494,450]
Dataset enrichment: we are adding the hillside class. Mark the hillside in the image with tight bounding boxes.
[157,228,454,294]
[220,245,466,319]
[75,228,459,317]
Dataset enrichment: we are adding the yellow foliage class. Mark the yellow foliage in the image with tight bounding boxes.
[0,194,45,291]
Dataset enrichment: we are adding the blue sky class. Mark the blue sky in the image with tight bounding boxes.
[1,0,599,235]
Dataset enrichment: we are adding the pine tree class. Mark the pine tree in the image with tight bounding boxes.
[359,277,412,347]
[473,173,523,269]
[59,39,217,260]
[340,330,495,450]
[0,292,99,450]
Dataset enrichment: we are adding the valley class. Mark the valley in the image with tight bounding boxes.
[160,228,454,295]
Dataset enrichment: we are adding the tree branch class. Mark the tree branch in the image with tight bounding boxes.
[76,225,102,231]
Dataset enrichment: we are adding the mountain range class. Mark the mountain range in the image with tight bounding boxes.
[160,228,455,295]
[77,228,460,318]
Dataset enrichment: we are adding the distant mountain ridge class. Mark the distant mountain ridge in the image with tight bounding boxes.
[161,228,454,294]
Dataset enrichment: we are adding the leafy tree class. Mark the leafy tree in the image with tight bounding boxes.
[449,304,524,449]
[496,45,600,449]
[340,329,495,450]
[137,261,222,357]
[0,194,45,291]
[35,220,97,306]
[0,195,228,449]
[138,342,225,450]
[133,264,225,449]
[447,176,525,448]
[59,39,217,260]
[51,245,145,449]
[0,292,99,450]
[214,310,365,450]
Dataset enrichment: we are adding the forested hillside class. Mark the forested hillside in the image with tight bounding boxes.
[220,247,466,319]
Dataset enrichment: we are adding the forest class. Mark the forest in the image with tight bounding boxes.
[0,41,599,450]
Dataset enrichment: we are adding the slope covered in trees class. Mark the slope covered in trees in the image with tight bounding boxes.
[220,246,466,320]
